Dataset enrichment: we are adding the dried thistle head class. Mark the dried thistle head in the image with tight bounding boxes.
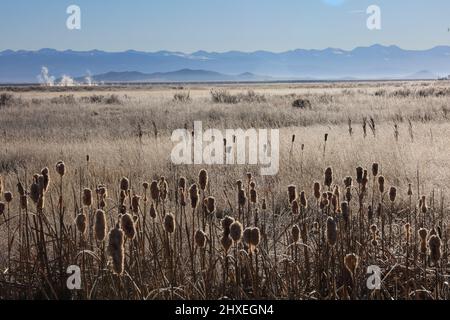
[324,167,333,187]
[195,230,207,248]
[95,209,107,242]
[199,169,208,191]
[121,213,136,239]
[164,213,175,233]
[230,220,243,243]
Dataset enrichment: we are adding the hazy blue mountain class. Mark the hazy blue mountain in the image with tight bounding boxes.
[1,45,450,83]
[70,69,270,83]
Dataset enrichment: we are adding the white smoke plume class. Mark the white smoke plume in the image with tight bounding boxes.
[58,75,77,87]
[38,66,55,86]
[85,70,96,86]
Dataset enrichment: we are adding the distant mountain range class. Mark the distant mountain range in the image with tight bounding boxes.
[1,45,450,83]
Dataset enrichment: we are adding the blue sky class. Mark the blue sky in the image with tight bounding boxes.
[0,0,449,52]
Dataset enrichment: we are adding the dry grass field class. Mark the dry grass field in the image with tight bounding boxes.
[0,80,449,299]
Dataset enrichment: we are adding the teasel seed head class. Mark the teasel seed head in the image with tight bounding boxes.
[107,224,125,275]
[30,177,40,204]
[40,167,50,192]
[95,209,107,242]
[389,186,397,202]
[163,213,175,233]
[82,188,92,207]
[326,216,337,246]
[221,216,235,237]
[292,225,300,243]
[230,220,243,243]
[372,163,379,177]
[189,183,199,209]
[75,211,87,234]
[120,177,129,192]
[243,227,252,246]
[150,180,159,201]
[324,167,333,187]
[195,230,207,248]
[287,185,297,204]
[199,169,208,191]
[121,213,136,239]
[250,227,261,248]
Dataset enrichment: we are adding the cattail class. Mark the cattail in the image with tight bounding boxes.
[30,176,40,203]
[378,176,385,193]
[159,177,168,201]
[82,188,92,207]
[119,190,127,206]
[250,227,260,247]
[179,188,186,206]
[108,224,125,275]
[261,198,267,210]
[221,235,233,253]
[291,199,299,215]
[313,182,321,200]
[287,185,297,204]
[238,188,246,206]
[41,167,50,192]
[199,169,208,191]
[343,176,353,188]
[243,227,252,246]
[150,180,159,201]
[362,170,368,189]
[131,195,141,214]
[246,172,252,183]
[407,183,413,196]
[56,161,65,177]
[236,180,243,190]
[222,216,235,237]
[164,213,175,233]
[429,235,441,265]
[94,209,107,241]
[195,230,207,248]
[205,196,216,214]
[121,213,136,239]
[326,216,337,246]
[0,202,5,215]
[292,225,300,243]
[371,163,379,177]
[324,167,333,187]
[149,203,157,219]
[230,220,243,243]
[20,195,28,210]
[189,184,199,208]
[4,191,13,203]
[418,228,428,254]
[250,188,257,204]
[345,187,352,202]
[341,201,350,224]
[356,167,363,184]
[389,186,397,202]
[75,211,87,234]
[420,196,427,214]
[300,191,308,208]
[178,177,186,191]
[120,177,129,192]
[405,223,411,243]
[344,253,359,277]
